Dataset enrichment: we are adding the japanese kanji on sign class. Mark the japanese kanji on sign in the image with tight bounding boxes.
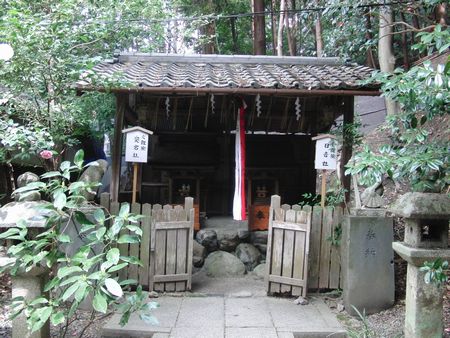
[312,134,338,207]
[122,126,153,202]
[313,134,337,170]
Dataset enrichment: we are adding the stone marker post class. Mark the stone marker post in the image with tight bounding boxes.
[342,208,395,315]
[391,192,450,338]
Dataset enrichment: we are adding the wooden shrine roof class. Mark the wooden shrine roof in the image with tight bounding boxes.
[77,53,380,95]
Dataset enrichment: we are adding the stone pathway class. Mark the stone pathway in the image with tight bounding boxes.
[102,295,345,338]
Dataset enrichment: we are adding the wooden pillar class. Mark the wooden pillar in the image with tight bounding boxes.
[110,93,127,202]
[340,96,354,203]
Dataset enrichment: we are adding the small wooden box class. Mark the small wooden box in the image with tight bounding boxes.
[249,204,270,231]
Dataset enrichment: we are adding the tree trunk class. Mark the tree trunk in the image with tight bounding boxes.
[252,0,266,55]
[285,0,296,55]
[230,18,239,54]
[400,12,410,69]
[435,3,446,26]
[201,22,216,54]
[277,0,286,56]
[315,14,324,57]
[271,0,277,54]
[364,9,376,68]
[378,5,397,115]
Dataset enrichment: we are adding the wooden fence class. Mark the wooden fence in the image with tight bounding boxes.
[99,193,343,293]
[100,193,194,292]
[265,195,344,294]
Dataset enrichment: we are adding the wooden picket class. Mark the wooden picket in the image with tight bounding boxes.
[100,193,194,292]
[266,195,344,295]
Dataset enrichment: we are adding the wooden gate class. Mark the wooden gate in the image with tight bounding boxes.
[150,199,194,292]
[100,193,194,292]
[265,195,311,297]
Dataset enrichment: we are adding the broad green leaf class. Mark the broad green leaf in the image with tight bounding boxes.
[105,278,123,298]
[93,208,105,225]
[57,266,83,279]
[0,228,20,239]
[74,149,84,168]
[96,226,107,241]
[50,311,65,326]
[117,234,140,244]
[44,277,60,292]
[74,211,94,226]
[107,262,128,273]
[58,234,71,243]
[62,282,81,302]
[120,256,143,266]
[139,313,159,325]
[53,189,67,210]
[31,306,52,333]
[118,204,130,217]
[93,293,108,313]
[41,171,62,179]
[106,248,120,265]
[75,282,89,302]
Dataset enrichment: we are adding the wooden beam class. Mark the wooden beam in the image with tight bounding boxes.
[340,96,354,204]
[78,86,381,97]
[110,94,127,202]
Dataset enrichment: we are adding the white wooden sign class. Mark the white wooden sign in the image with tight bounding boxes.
[122,126,153,163]
[312,134,337,170]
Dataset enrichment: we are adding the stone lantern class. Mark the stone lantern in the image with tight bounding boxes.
[0,200,52,338]
[391,192,450,338]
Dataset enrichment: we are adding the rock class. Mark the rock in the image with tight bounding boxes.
[293,296,309,305]
[254,243,267,255]
[230,291,252,298]
[16,172,39,188]
[14,172,41,201]
[235,243,262,271]
[250,231,268,245]
[77,159,109,201]
[193,256,204,268]
[148,291,159,298]
[193,240,206,258]
[238,230,250,242]
[337,302,345,312]
[0,201,58,228]
[196,229,219,252]
[203,251,246,277]
[218,232,240,252]
[253,263,266,280]
[17,191,41,202]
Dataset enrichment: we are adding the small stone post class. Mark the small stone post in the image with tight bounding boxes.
[391,192,450,338]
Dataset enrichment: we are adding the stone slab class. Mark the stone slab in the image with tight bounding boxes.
[225,298,272,328]
[102,297,182,337]
[266,298,332,329]
[169,327,224,338]
[342,215,395,315]
[225,327,278,338]
[102,289,345,338]
[175,297,224,328]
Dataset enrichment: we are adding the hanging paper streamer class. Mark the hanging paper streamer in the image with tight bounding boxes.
[256,94,262,118]
[210,94,215,114]
[233,101,247,221]
[165,97,170,118]
[295,97,302,121]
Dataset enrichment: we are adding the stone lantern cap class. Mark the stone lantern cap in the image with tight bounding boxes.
[389,192,450,219]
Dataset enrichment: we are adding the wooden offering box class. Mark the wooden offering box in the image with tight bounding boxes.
[249,204,270,231]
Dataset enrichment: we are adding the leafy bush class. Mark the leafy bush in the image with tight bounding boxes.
[0,150,157,337]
